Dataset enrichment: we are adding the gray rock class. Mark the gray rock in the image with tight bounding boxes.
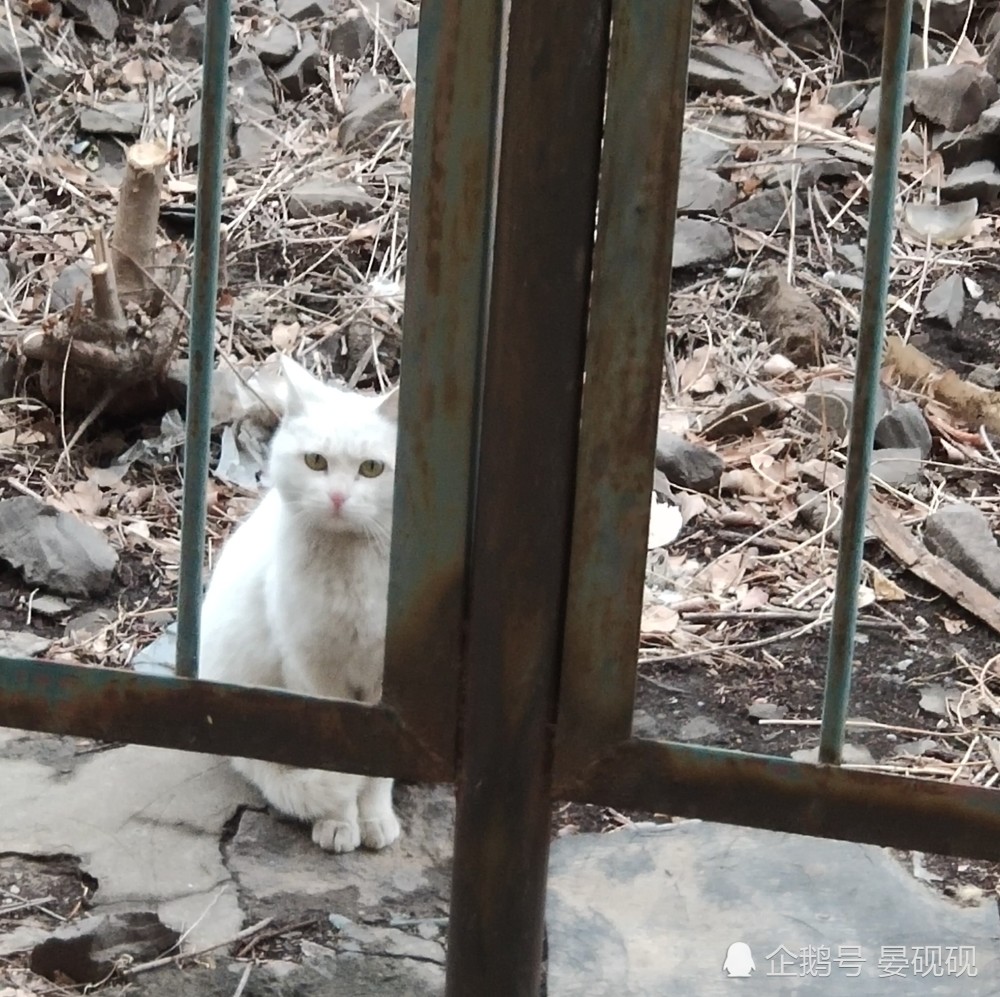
[943,160,1000,204]
[394,27,419,79]
[908,34,946,70]
[875,401,933,458]
[797,488,842,540]
[62,0,118,40]
[330,9,374,61]
[870,447,924,488]
[288,178,379,219]
[230,47,274,120]
[51,261,92,311]
[275,31,322,100]
[858,84,915,133]
[250,21,298,66]
[652,468,672,501]
[688,43,780,98]
[151,0,200,19]
[676,170,737,215]
[79,101,145,136]
[680,130,729,172]
[923,272,964,328]
[729,188,805,232]
[703,385,780,439]
[169,5,206,61]
[235,122,275,165]
[0,498,117,597]
[835,242,865,270]
[0,630,50,658]
[826,82,865,114]
[66,608,114,641]
[933,99,1000,170]
[804,377,888,439]
[184,99,233,156]
[133,623,177,677]
[750,0,821,31]
[279,0,334,20]
[678,715,721,741]
[907,64,998,131]
[914,0,976,37]
[969,363,1000,389]
[672,218,732,269]
[764,146,856,187]
[28,61,74,101]
[924,502,1000,596]
[339,89,402,147]
[546,821,1000,995]
[0,24,43,84]
[30,912,178,985]
[655,432,723,493]
[29,594,72,616]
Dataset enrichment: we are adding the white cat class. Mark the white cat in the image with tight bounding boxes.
[199,357,401,853]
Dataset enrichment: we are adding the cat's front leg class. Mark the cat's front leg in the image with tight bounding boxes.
[233,757,364,853]
[357,776,400,850]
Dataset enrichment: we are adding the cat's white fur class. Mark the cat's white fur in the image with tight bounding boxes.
[199,357,401,853]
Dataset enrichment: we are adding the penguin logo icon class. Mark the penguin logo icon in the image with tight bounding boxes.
[723,941,755,977]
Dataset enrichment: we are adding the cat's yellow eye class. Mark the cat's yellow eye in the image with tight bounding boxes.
[358,459,385,478]
[304,452,328,471]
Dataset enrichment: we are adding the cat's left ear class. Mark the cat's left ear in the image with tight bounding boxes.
[280,355,324,417]
[375,386,400,422]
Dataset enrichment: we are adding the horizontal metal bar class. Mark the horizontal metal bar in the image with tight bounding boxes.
[381,0,502,765]
[557,737,1000,861]
[0,658,448,783]
[556,0,694,773]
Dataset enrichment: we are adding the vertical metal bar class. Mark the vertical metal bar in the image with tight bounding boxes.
[382,0,504,768]
[174,0,230,679]
[555,0,694,774]
[444,0,611,993]
[819,0,912,764]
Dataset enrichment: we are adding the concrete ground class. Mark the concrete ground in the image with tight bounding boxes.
[0,728,997,995]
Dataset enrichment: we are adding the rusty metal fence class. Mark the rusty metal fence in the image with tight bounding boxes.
[3,0,1000,993]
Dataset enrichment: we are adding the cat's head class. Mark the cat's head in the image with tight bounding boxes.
[268,357,399,541]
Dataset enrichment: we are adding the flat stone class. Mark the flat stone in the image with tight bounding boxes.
[729,188,806,232]
[28,61,74,101]
[184,98,233,156]
[151,0,199,19]
[29,594,72,616]
[870,447,924,488]
[339,89,402,147]
[688,43,780,98]
[0,744,255,951]
[914,0,977,37]
[275,31,322,100]
[655,432,724,493]
[827,82,865,115]
[875,402,933,458]
[924,502,1000,597]
[330,9,374,61]
[681,130,730,171]
[672,219,732,269]
[858,85,914,133]
[0,24,43,84]
[943,160,1000,205]
[168,5,206,61]
[750,0,822,32]
[288,178,379,219]
[230,47,275,120]
[764,146,857,187]
[677,169,737,215]
[0,497,117,597]
[279,0,334,20]
[250,21,298,66]
[132,622,177,677]
[235,121,276,165]
[907,65,998,132]
[678,716,722,741]
[66,608,114,641]
[933,100,1000,170]
[969,364,1000,389]
[804,377,888,440]
[62,0,118,40]
[79,101,146,136]
[0,630,50,658]
[546,821,1000,994]
[51,260,92,310]
[393,27,419,78]
[923,272,964,328]
[703,385,780,439]
[30,912,178,985]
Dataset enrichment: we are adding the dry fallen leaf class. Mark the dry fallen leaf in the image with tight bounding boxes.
[941,615,968,635]
[640,603,679,637]
[870,565,906,602]
[271,321,302,351]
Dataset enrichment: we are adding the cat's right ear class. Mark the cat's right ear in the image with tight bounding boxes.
[280,356,320,417]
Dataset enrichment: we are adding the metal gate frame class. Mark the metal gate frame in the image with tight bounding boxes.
[3,0,1000,994]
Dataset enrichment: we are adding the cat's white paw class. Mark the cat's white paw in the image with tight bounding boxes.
[312,817,361,853]
[360,811,401,850]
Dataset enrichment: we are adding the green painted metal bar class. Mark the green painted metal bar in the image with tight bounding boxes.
[555,0,694,776]
[559,737,1000,862]
[381,0,504,769]
[174,0,231,679]
[819,0,913,764]
[0,658,446,782]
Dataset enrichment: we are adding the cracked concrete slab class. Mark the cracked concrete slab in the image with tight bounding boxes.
[546,820,1000,995]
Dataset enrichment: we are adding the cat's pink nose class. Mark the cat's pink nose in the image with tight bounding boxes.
[329,492,346,513]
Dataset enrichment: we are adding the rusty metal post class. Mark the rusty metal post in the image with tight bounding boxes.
[444,0,612,993]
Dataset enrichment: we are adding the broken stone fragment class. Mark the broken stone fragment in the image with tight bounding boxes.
[0,497,118,597]
[655,432,724,493]
[30,912,179,985]
[922,272,964,329]
[393,27,419,79]
[874,401,932,458]
[924,502,1000,596]
[339,90,402,147]
[0,630,50,658]
[250,21,299,66]
[743,265,828,366]
[28,61,75,101]
[870,447,924,488]
[672,219,732,269]
[677,170,737,215]
[932,100,1000,170]
[729,188,806,232]
[906,65,999,132]
[803,377,889,440]
[687,43,780,99]
[169,5,206,61]
[275,32,322,100]
[279,0,335,20]
[79,100,145,136]
[913,0,977,37]
[330,9,374,60]
[62,0,118,40]
[288,178,380,219]
[0,24,43,84]
[943,160,1000,206]
[230,47,275,120]
[749,0,822,32]
[703,385,781,440]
